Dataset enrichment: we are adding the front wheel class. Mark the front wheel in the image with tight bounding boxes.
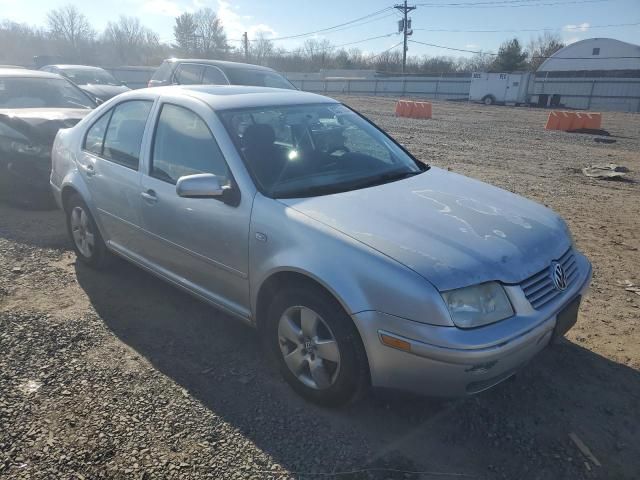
[66,194,109,268]
[267,285,369,406]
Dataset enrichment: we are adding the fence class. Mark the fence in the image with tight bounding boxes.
[288,75,640,112]
[102,65,640,112]
[287,77,471,101]
[529,76,640,112]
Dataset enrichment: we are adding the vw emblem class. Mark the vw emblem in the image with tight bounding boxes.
[551,262,568,291]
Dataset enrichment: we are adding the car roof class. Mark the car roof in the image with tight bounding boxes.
[163,58,277,72]
[45,65,107,71]
[133,85,338,110]
[0,68,62,79]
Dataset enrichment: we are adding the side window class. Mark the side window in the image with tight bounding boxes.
[592,47,600,55]
[175,64,203,85]
[151,104,229,185]
[102,100,153,170]
[83,110,112,155]
[202,66,228,85]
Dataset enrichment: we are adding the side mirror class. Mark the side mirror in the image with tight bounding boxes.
[176,173,225,198]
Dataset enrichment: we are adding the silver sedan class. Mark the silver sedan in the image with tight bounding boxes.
[50,86,592,406]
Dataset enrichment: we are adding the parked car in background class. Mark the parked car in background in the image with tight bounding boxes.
[148,59,295,90]
[40,65,130,102]
[0,69,96,207]
[50,85,591,406]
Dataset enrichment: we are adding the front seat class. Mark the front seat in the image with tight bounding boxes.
[242,123,284,190]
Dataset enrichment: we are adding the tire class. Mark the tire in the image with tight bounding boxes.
[65,194,109,268]
[483,95,495,106]
[266,284,369,407]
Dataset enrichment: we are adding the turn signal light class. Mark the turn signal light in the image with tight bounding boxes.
[380,333,411,352]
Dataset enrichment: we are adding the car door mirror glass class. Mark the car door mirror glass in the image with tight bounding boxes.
[176,173,225,198]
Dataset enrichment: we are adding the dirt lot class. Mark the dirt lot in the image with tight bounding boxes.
[1,97,639,479]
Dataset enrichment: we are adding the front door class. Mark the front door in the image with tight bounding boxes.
[139,100,251,318]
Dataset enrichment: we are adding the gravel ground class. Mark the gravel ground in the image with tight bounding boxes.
[1,98,639,479]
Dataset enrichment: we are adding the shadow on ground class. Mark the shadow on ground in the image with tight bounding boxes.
[73,256,640,480]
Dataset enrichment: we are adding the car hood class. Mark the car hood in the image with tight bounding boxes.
[0,108,90,146]
[80,84,130,100]
[280,167,570,291]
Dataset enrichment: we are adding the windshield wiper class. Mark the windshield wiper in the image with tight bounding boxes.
[274,169,424,199]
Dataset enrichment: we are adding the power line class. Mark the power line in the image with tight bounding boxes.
[262,7,393,41]
[369,41,405,60]
[333,33,399,49]
[408,38,640,59]
[412,21,640,33]
[415,0,609,8]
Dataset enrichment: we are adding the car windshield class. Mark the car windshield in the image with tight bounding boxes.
[0,77,96,109]
[220,103,427,198]
[225,69,295,90]
[62,68,120,86]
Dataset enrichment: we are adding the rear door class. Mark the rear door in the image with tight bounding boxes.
[138,96,252,317]
[78,99,154,255]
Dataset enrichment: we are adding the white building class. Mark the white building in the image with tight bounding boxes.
[537,38,640,73]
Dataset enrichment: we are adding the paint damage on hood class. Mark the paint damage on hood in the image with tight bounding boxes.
[281,167,571,291]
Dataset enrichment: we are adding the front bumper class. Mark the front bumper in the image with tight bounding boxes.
[352,252,592,397]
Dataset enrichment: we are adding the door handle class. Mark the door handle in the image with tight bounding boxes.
[82,164,95,177]
[140,189,157,203]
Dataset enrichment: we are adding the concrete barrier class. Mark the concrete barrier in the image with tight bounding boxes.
[545,111,602,131]
[395,100,432,119]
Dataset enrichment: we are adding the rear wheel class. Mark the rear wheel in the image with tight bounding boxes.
[266,285,369,406]
[66,194,109,268]
[483,95,496,105]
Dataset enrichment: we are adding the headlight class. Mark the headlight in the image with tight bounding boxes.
[441,282,514,329]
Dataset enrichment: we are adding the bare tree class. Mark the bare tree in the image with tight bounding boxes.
[194,8,228,58]
[103,16,161,65]
[250,32,274,65]
[527,32,564,71]
[46,4,95,53]
[0,21,49,65]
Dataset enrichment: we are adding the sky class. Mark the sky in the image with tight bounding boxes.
[1,0,639,58]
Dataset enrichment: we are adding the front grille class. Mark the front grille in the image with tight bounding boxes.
[521,248,578,309]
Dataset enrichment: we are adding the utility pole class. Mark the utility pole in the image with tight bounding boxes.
[394,1,416,74]
[242,32,249,61]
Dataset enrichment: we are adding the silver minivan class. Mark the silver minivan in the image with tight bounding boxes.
[51,85,592,406]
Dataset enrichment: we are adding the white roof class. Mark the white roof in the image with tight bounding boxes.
[538,38,640,72]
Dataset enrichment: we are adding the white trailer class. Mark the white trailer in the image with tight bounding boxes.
[469,72,533,105]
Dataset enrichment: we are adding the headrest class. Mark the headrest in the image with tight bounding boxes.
[243,123,275,150]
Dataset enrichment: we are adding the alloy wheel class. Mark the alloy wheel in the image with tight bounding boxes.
[70,206,95,258]
[277,306,341,390]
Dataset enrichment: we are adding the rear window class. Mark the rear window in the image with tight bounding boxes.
[225,69,295,90]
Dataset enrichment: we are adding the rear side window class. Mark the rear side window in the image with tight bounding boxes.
[175,64,203,85]
[151,61,173,81]
[151,103,229,184]
[202,66,228,85]
[83,111,112,155]
[226,69,294,89]
[102,100,153,170]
